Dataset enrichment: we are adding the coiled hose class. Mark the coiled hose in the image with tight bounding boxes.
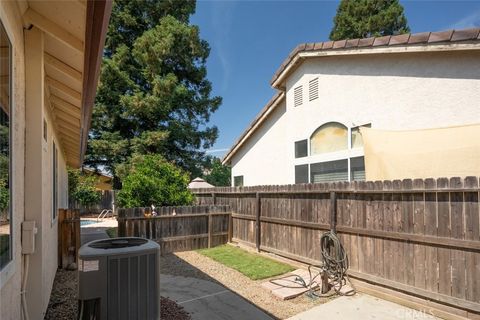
[269,230,355,299]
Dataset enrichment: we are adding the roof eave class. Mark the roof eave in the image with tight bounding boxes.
[79,0,112,167]
[272,40,480,90]
[222,92,285,165]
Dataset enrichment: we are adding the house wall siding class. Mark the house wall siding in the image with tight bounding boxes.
[0,6,70,320]
[0,2,26,319]
[231,50,480,186]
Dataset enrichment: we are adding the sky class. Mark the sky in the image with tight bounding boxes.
[190,0,480,158]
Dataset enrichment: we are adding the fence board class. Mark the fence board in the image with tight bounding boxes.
[192,176,480,317]
[118,205,231,254]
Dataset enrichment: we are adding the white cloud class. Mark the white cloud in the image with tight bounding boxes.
[205,148,229,154]
[209,0,238,91]
[448,9,480,29]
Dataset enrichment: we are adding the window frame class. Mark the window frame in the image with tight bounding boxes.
[52,140,58,223]
[294,139,308,158]
[233,175,244,187]
[0,17,15,285]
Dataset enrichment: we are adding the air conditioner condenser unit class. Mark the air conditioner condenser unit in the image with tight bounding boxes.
[78,237,160,320]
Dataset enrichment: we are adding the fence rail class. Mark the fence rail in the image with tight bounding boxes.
[192,176,480,318]
[117,205,232,254]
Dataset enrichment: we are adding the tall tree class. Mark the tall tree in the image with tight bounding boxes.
[330,0,410,41]
[86,0,221,185]
[202,157,231,187]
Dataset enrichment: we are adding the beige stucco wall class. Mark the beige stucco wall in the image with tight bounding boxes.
[230,100,289,185]
[0,2,26,320]
[231,50,480,186]
[0,4,69,319]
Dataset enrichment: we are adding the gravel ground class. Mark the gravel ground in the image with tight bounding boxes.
[161,297,191,320]
[160,249,330,319]
[44,269,77,320]
[45,268,191,319]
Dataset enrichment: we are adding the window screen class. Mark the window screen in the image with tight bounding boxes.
[350,156,365,181]
[234,176,244,187]
[0,20,12,270]
[310,159,348,183]
[294,86,303,107]
[294,140,308,158]
[295,165,308,184]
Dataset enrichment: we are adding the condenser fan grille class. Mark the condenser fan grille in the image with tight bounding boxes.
[88,238,148,249]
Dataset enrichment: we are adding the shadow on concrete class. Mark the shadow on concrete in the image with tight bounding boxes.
[160,253,278,320]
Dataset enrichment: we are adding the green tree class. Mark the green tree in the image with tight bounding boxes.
[330,0,410,41]
[86,0,221,185]
[203,157,231,187]
[68,169,102,207]
[116,154,193,208]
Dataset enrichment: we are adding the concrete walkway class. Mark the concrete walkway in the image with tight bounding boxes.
[288,294,439,320]
[161,274,274,320]
[80,218,117,245]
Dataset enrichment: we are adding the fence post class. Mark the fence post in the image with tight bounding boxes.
[256,192,261,252]
[212,192,216,205]
[208,209,213,248]
[330,191,337,232]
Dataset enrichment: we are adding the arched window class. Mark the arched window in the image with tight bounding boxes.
[310,122,348,155]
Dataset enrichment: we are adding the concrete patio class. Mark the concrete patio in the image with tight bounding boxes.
[161,274,274,320]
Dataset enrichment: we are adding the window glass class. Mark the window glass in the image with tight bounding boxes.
[350,156,365,181]
[310,122,348,155]
[0,21,12,270]
[234,176,243,187]
[294,139,307,158]
[295,165,308,184]
[351,124,371,149]
[310,159,348,183]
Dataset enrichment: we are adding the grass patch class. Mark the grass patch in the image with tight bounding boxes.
[197,245,294,280]
[106,227,117,238]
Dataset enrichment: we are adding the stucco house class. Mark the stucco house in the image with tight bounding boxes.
[0,1,111,319]
[223,28,480,187]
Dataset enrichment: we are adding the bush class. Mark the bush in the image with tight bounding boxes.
[116,154,193,208]
[68,169,102,206]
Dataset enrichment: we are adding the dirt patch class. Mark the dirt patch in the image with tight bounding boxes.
[160,250,330,319]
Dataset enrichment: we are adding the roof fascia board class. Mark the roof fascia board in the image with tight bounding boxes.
[222,92,285,165]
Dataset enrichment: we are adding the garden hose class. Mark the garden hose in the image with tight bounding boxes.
[269,230,356,299]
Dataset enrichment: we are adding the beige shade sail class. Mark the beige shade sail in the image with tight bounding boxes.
[361,124,480,181]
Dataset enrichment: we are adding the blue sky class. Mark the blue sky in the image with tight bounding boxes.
[191,0,480,158]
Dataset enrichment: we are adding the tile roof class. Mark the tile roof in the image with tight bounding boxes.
[270,28,480,87]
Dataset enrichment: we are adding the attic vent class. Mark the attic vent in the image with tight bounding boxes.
[309,78,319,101]
[294,86,303,107]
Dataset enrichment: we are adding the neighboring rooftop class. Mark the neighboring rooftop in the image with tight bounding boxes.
[188,177,214,189]
[271,28,480,89]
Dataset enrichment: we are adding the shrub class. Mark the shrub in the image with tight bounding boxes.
[116,154,193,208]
[68,169,102,207]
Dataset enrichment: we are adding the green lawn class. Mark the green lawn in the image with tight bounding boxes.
[197,245,294,280]
[106,227,118,238]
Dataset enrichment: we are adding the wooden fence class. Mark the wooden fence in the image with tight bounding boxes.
[69,190,116,215]
[192,177,480,319]
[117,205,232,254]
[58,209,80,269]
